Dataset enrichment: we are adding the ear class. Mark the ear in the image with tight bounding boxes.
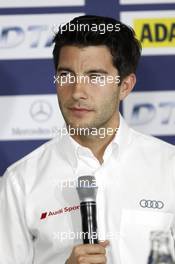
[119,73,136,101]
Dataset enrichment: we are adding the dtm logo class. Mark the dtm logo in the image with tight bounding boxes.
[0,26,53,48]
[0,14,84,59]
[123,91,175,135]
[139,199,164,209]
[131,102,175,125]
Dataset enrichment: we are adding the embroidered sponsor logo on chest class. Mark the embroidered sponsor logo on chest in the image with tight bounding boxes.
[139,199,164,209]
[40,204,80,220]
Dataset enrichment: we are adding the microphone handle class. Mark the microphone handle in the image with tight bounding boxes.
[80,201,99,244]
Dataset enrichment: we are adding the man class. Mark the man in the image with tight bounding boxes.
[0,15,175,264]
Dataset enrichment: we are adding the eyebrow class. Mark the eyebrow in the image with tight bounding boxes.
[86,69,109,74]
[57,67,109,75]
[57,67,74,73]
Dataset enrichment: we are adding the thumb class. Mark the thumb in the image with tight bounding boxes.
[99,240,110,247]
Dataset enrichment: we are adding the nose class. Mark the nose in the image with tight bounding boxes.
[71,77,88,101]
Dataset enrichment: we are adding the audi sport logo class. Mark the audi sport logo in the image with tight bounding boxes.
[139,199,164,209]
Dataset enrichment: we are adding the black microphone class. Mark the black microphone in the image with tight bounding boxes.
[76,175,99,244]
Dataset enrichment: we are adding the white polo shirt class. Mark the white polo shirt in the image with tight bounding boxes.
[0,114,175,264]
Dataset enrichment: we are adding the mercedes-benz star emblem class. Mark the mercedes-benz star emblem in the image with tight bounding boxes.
[30,100,52,122]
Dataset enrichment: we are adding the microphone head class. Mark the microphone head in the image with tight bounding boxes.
[76,175,98,202]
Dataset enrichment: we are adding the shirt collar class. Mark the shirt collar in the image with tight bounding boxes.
[112,113,132,154]
[58,113,132,169]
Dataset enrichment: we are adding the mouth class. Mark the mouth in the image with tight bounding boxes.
[68,107,94,117]
[69,107,93,111]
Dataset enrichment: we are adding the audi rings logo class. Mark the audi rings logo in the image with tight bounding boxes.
[30,100,52,123]
[139,199,164,209]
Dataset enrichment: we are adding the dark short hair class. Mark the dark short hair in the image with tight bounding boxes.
[52,15,142,82]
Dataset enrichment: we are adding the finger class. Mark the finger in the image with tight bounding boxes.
[99,240,110,247]
[79,254,107,264]
[74,243,106,255]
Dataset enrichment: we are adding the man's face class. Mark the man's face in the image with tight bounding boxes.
[56,45,121,130]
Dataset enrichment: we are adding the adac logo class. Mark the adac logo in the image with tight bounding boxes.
[30,100,52,123]
[134,18,175,48]
[40,205,80,220]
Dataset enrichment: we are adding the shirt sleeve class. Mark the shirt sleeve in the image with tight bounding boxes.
[0,169,34,264]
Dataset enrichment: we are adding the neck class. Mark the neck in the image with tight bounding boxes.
[70,112,120,164]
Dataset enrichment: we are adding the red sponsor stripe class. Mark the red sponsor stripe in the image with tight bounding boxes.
[40,212,47,219]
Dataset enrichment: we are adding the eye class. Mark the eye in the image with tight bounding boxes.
[89,73,103,78]
[58,71,71,77]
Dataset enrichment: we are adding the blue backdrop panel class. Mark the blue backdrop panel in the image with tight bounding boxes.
[0,0,175,175]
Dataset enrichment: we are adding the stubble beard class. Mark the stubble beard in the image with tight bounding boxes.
[58,100,118,137]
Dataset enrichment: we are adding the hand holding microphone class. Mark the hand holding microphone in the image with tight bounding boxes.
[66,175,109,264]
[76,175,99,244]
[66,240,109,264]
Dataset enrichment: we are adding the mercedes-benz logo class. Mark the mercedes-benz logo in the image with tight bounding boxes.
[30,100,52,122]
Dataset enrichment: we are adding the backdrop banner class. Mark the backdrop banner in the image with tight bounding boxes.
[0,0,175,175]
